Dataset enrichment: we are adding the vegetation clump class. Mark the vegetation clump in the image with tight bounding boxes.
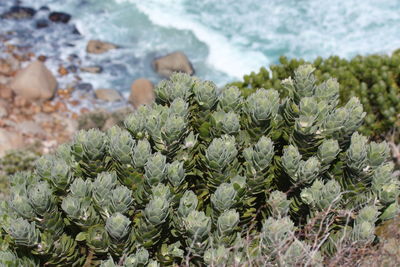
[230,51,400,140]
[0,67,398,266]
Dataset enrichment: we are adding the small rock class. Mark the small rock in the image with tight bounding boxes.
[67,65,78,73]
[37,55,47,62]
[39,6,50,11]
[9,60,57,101]
[0,84,13,99]
[48,12,71,23]
[42,102,57,113]
[95,89,123,102]
[57,89,72,99]
[0,59,13,76]
[76,83,93,91]
[80,66,103,73]
[152,51,194,78]
[129,78,155,108]
[54,101,68,112]
[35,19,49,29]
[86,40,117,54]
[1,6,36,19]
[0,129,24,157]
[58,65,69,76]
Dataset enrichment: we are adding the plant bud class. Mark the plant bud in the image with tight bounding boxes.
[132,139,152,168]
[27,181,55,214]
[261,216,294,249]
[151,184,171,201]
[92,172,118,204]
[110,185,134,214]
[315,78,339,104]
[282,145,302,177]
[69,178,92,198]
[211,183,237,213]
[108,126,135,164]
[184,210,211,240]
[162,115,186,144]
[317,139,340,166]
[218,86,243,112]
[105,213,131,241]
[267,191,290,218]
[50,158,72,191]
[293,64,316,98]
[167,161,186,187]
[10,192,35,219]
[74,129,106,160]
[125,248,149,267]
[217,209,239,235]
[301,179,341,210]
[297,157,320,184]
[206,135,237,170]
[367,141,390,168]
[193,80,218,109]
[178,190,198,218]
[144,153,167,186]
[346,132,368,171]
[245,89,279,122]
[144,196,170,225]
[8,218,39,247]
[169,98,189,117]
[244,136,274,171]
[124,110,147,139]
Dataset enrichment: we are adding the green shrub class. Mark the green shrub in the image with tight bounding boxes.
[230,51,400,140]
[0,146,41,200]
[0,67,398,266]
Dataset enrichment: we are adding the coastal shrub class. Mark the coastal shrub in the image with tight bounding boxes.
[230,51,400,140]
[0,146,41,200]
[0,67,399,266]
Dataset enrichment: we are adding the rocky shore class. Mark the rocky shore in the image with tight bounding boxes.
[0,2,195,157]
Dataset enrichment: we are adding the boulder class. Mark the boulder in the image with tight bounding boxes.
[152,51,194,78]
[95,89,123,102]
[0,129,24,157]
[80,66,103,73]
[129,78,155,108]
[9,61,57,101]
[48,12,71,23]
[1,6,36,19]
[86,40,117,54]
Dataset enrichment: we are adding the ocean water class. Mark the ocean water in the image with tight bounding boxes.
[4,0,400,92]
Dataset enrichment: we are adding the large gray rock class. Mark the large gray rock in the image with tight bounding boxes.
[9,61,57,101]
[129,78,155,109]
[152,51,194,78]
[87,40,117,54]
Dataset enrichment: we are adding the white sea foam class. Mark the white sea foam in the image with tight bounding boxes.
[116,0,269,79]
[14,0,400,91]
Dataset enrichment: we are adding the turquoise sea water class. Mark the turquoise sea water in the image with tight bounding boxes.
[15,0,400,91]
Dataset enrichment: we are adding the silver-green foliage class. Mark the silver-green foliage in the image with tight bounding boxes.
[0,66,398,266]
